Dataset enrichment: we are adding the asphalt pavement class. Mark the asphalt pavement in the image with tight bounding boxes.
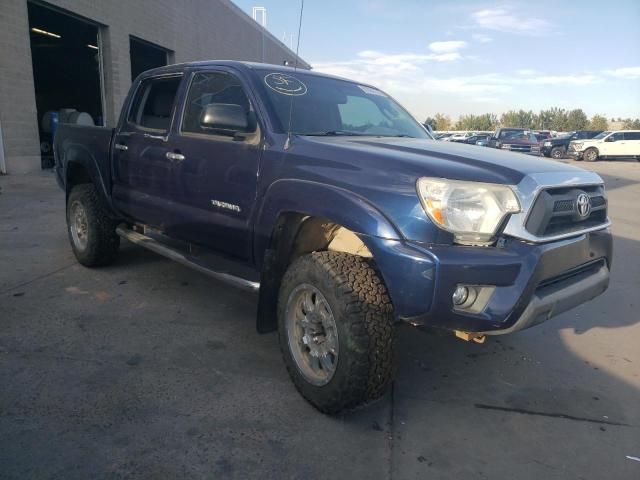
[1,159,639,479]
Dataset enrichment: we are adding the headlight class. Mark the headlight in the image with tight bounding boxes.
[544,141,552,146]
[416,178,521,245]
[572,142,584,150]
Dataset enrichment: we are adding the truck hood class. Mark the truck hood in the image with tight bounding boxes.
[300,136,587,185]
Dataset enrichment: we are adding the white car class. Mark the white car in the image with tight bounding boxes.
[568,130,640,162]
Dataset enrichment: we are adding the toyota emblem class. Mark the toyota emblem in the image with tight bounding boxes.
[576,193,591,218]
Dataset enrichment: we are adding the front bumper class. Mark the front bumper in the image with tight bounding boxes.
[566,148,584,160]
[365,229,612,335]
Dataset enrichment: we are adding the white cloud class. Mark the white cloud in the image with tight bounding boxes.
[472,8,551,35]
[312,51,601,119]
[428,40,467,53]
[517,69,537,76]
[604,67,640,79]
[472,33,493,43]
[523,75,599,86]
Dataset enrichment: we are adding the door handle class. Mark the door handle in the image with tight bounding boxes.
[166,152,185,162]
[114,143,128,151]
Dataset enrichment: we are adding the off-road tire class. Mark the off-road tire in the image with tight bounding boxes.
[584,147,599,162]
[278,251,395,413]
[66,184,120,267]
[550,146,564,159]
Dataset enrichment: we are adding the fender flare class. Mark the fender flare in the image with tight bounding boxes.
[61,141,115,213]
[252,179,404,333]
[253,179,402,265]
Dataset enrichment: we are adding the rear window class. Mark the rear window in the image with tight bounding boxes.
[624,131,640,140]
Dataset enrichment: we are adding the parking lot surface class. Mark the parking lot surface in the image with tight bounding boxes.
[1,160,639,480]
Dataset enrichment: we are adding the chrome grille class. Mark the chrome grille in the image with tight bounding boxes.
[525,185,608,237]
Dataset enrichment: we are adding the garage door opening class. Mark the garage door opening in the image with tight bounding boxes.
[27,2,104,168]
[130,37,169,81]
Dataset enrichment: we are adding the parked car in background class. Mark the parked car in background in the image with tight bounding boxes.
[542,130,603,159]
[492,131,541,155]
[464,134,491,145]
[435,133,453,140]
[487,127,529,148]
[447,132,474,143]
[475,138,489,146]
[568,130,640,161]
[535,132,552,142]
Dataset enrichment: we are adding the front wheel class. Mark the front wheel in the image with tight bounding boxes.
[278,252,395,413]
[67,184,120,267]
[583,148,599,162]
[550,146,564,159]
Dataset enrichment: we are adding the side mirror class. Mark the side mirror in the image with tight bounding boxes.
[605,136,615,142]
[200,103,248,134]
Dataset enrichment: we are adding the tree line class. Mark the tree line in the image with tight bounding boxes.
[425,109,640,132]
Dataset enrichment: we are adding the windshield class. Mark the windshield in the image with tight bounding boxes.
[255,69,430,138]
[503,131,537,142]
[592,131,611,140]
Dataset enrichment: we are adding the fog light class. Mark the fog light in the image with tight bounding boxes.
[452,286,469,305]
[452,284,494,313]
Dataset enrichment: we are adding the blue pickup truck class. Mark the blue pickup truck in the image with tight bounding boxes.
[54,61,612,413]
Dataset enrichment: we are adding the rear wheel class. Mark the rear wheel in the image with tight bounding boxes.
[67,184,120,267]
[278,251,395,413]
[584,148,599,162]
[550,146,564,159]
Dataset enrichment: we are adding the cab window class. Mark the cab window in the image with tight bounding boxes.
[609,132,625,141]
[181,71,256,136]
[128,76,182,131]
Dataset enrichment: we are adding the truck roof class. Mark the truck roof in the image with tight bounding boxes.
[137,60,354,85]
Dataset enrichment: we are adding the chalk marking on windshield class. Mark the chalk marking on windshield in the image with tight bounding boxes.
[264,73,307,96]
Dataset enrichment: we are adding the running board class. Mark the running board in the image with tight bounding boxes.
[116,226,260,293]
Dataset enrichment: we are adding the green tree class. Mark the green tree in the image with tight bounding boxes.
[565,109,588,130]
[534,109,556,130]
[432,113,452,131]
[589,115,609,131]
[454,113,497,131]
[547,107,569,131]
[623,118,640,129]
[500,109,535,128]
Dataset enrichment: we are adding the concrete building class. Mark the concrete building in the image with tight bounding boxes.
[0,0,309,174]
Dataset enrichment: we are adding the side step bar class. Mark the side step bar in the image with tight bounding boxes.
[116,226,260,293]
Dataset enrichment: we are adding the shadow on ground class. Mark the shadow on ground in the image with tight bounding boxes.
[0,170,638,480]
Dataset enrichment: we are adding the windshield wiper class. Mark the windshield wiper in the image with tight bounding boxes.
[299,130,365,137]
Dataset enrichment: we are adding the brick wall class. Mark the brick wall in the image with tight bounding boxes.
[0,0,308,173]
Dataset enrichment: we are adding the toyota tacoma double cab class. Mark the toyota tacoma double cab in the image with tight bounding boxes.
[54,61,612,413]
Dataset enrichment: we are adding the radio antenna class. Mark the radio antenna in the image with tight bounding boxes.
[284,0,304,149]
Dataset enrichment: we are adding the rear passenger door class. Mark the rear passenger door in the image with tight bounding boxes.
[622,131,640,156]
[112,74,182,227]
[165,69,263,260]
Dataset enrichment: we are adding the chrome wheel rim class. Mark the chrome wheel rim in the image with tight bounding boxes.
[69,200,89,251]
[552,149,561,158]
[285,284,339,386]
[586,150,596,161]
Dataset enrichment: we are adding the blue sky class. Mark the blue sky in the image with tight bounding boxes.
[233,0,640,121]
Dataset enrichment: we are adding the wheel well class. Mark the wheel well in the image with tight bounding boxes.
[66,162,92,193]
[256,213,373,333]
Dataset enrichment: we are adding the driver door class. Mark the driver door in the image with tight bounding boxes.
[162,69,262,260]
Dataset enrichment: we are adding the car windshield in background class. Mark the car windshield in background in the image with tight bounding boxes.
[256,70,429,139]
[503,131,537,142]
[593,131,611,139]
